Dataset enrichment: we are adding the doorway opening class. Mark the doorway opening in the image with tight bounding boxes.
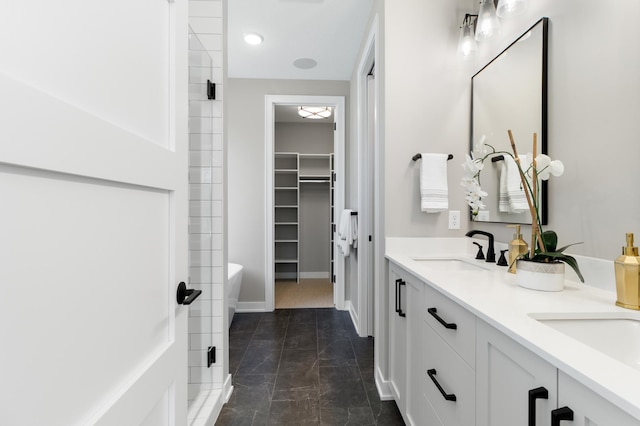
[265,95,346,312]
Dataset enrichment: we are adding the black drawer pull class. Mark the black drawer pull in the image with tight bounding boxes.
[398,280,406,317]
[528,387,548,426]
[428,307,457,330]
[395,278,401,313]
[427,369,456,402]
[551,406,574,426]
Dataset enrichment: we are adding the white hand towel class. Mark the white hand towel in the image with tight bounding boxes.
[419,153,448,213]
[498,160,510,213]
[508,154,528,213]
[338,209,353,257]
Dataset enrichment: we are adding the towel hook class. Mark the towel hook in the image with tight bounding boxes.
[412,153,454,162]
[491,155,505,163]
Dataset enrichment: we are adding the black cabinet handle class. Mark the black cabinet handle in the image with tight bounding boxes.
[427,369,456,401]
[528,387,549,426]
[398,280,406,317]
[395,278,401,313]
[551,406,574,426]
[176,281,202,305]
[428,307,457,330]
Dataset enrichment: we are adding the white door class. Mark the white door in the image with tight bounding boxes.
[0,1,189,425]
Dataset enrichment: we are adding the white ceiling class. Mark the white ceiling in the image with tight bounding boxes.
[228,0,374,81]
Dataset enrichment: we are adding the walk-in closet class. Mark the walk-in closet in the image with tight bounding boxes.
[273,105,335,308]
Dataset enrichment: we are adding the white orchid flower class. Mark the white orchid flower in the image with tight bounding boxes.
[549,160,564,177]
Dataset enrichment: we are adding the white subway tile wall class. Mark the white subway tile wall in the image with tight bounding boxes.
[187,0,224,409]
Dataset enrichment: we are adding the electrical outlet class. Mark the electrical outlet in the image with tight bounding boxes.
[448,210,460,230]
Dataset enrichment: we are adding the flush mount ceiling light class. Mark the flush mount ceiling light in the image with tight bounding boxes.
[457,14,478,58]
[244,32,263,46]
[298,106,332,119]
[475,0,501,42]
[496,0,528,18]
[293,58,317,70]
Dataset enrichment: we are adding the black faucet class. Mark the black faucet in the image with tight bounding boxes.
[465,230,495,263]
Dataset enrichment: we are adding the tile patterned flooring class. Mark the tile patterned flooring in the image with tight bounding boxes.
[215,308,405,425]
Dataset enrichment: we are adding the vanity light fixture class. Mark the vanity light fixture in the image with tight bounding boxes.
[475,0,501,42]
[458,14,478,58]
[298,106,332,119]
[496,0,528,18]
[244,32,263,46]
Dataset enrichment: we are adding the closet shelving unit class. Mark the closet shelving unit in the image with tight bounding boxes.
[274,152,299,281]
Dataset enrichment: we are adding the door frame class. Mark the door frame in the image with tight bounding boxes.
[265,94,346,311]
[356,15,380,337]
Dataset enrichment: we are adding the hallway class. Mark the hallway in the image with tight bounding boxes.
[216,309,404,425]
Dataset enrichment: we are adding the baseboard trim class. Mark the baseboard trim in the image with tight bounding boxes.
[223,373,234,403]
[187,388,225,426]
[375,365,394,401]
[236,301,267,313]
[345,300,360,335]
[299,271,330,279]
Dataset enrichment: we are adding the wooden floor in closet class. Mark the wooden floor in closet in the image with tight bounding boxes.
[275,278,334,309]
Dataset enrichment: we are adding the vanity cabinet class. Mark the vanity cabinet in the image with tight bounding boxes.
[557,371,639,426]
[421,283,476,426]
[388,263,424,425]
[477,318,557,426]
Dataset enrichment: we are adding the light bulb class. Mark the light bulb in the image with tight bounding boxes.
[457,21,478,58]
[475,0,501,42]
[496,0,527,18]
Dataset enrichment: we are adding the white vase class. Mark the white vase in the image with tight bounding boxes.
[516,260,565,292]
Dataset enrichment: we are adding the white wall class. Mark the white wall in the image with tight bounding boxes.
[227,79,349,304]
[384,0,640,259]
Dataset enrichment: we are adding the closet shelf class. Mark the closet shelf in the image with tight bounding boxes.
[275,186,298,190]
[275,222,297,225]
[275,259,298,263]
[275,205,298,209]
[275,239,298,243]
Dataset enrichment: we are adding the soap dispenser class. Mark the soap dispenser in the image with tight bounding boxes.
[507,224,528,274]
[614,233,640,310]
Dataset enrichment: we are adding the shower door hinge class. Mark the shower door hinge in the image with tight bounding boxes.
[369,235,372,242]
[207,80,216,100]
[334,123,336,131]
[207,346,216,368]
[332,275,336,284]
[332,224,336,233]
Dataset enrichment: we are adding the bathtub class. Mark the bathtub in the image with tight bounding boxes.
[227,263,244,328]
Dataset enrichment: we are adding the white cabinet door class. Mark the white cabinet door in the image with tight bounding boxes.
[556,371,640,426]
[389,266,408,415]
[477,320,557,426]
[406,275,424,426]
[0,1,189,425]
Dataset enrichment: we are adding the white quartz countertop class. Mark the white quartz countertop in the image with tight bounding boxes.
[385,237,640,420]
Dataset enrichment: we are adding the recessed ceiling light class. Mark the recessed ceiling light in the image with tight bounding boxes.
[244,33,263,46]
[293,58,317,70]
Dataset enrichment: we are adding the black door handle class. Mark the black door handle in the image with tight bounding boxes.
[528,387,548,426]
[428,307,457,330]
[398,280,406,317]
[427,369,456,401]
[176,282,202,305]
[551,406,574,426]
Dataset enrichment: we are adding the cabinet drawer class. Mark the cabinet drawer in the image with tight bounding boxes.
[423,320,475,426]
[423,284,476,366]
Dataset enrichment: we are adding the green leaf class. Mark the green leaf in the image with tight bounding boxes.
[541,230,557,252]
[556,242,583,253]
[533,252,585,283]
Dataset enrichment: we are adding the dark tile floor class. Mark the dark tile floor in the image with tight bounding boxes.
[215,308,405,426]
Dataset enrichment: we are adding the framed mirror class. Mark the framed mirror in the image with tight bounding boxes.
[470,17,548,224]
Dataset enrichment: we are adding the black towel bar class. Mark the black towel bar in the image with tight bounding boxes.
[350,211,358,216]
[412,153,454,161]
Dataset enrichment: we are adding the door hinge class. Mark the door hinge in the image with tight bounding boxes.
[334,123,337,131]
[333,173,336,182]
[369,235,372,242]
[207,80,216,100]
[332,224,336,232]
[332,275,336,283]
[207,346,216,368]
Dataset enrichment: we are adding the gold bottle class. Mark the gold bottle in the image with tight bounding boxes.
[614,233,640,310]
[507,224,528,274]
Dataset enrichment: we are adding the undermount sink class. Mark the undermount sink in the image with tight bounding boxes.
[532,314,640,371]
[410,258,489,272]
